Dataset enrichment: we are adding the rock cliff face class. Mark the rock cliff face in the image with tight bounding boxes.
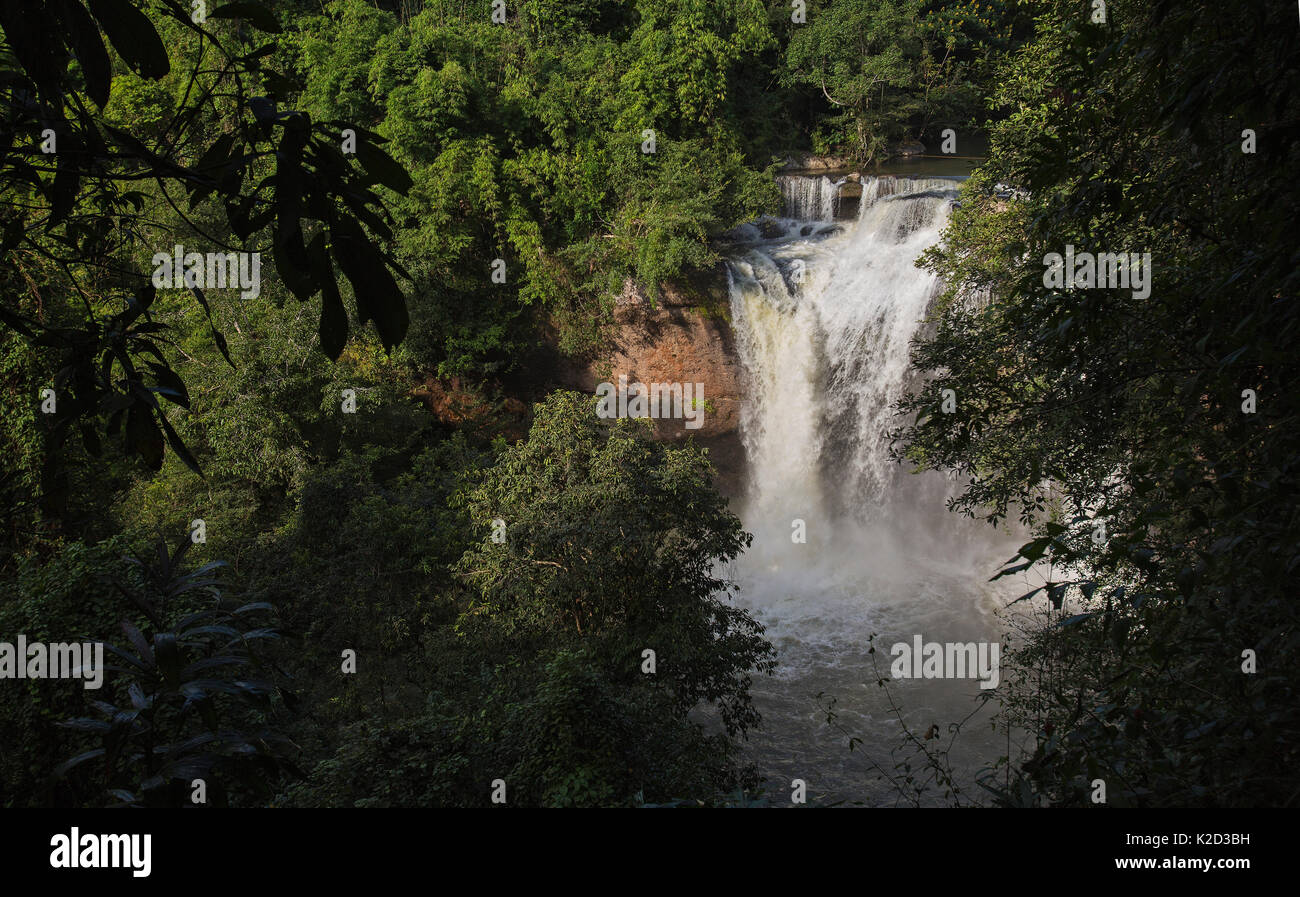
[555,277,747,496]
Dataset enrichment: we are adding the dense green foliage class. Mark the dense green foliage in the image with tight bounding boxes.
[0,0,415,488]
[901,0,1300,806]
[279,393,775,806]
[783,0,1027,161]
[27,0,1294,811]
[1,0,1023,807]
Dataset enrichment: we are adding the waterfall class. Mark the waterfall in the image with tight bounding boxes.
[777,174,843,221]
[856,175,962,217]
[731,175,961,518]
[723,174,1018,805]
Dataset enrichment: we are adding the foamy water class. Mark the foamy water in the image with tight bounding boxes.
[723,176,1024,806]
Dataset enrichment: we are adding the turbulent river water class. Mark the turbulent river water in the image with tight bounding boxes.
[722,171,1023,806]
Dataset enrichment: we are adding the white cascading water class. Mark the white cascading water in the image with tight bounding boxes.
[724,175,1022,805]
[778,174,844,222]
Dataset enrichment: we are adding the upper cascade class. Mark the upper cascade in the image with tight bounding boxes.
[776,174,964,222]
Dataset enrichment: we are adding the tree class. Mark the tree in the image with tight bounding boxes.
[456,390,776,736]
[0,0,413,486]
[282,392,777,806]
[899,0,1300,806]
[782,0,1024,162]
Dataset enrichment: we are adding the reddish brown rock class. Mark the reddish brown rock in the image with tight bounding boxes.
[412,376,530,441]
[556,278,747,495]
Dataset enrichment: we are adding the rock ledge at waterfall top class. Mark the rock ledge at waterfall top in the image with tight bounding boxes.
[778,152,850,172]
[891,138,928,156]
